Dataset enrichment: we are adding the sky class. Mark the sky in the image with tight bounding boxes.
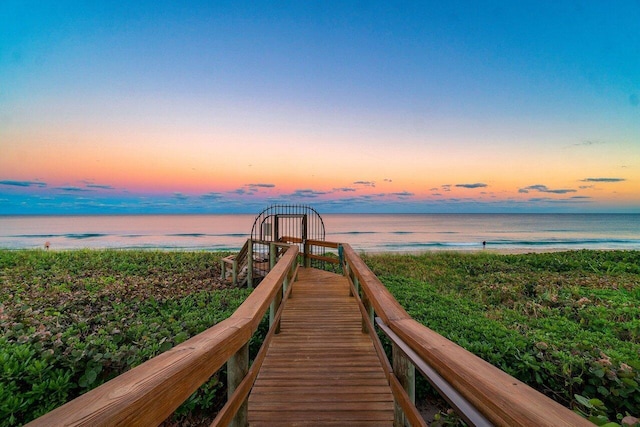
[1,1,639,214]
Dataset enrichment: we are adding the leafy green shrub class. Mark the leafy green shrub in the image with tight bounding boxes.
[364,250,640,423]
[0,249,250,426]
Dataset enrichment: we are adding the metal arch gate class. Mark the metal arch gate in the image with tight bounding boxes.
[251,205,327,278]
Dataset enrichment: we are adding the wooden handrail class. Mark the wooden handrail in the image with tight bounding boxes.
[279,235,303,243]
[306,238,339,249]
[27,245,299,427]
[211,268,295,426]
[345,270,427,427]
[341,243,591,427]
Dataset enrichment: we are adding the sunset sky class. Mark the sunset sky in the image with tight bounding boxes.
[1,1,639,214]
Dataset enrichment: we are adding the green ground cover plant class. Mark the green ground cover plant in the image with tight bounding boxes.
[0,249,250,427]
[2,249,638,426]
[363,250,640,425]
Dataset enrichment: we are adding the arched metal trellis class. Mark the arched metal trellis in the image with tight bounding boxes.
[221,205,336,287]
[251,204,325,244]
[250,205,327,277]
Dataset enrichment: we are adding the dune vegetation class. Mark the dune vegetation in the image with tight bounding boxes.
[1,249,638,426]
[363,250,640,425]
[0,249,253,426]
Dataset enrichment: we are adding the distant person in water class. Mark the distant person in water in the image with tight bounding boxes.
[44,241,50,250]
[482,241,486,249]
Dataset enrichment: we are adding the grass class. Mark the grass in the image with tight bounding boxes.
[362,250,640,425]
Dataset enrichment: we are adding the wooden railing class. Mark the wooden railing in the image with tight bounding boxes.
[27,245,299,427]
[278,235,341,267]
[221,239,251,286]
[340,243,592,427]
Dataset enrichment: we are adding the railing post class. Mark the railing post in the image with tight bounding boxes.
[270,284,283,334]
[227,342,249,427]
[247,239,253,289]
[283,271,290,297]
[304,240,310,267]
[393,343,415,427]
[232,259,238,286]
[361,291,374,334]
[344,261,354,296]
[269,246,285,332]
[269,285,280,328]
[269,242,276,269]
[353,274,360,297]
[284,261,294,298]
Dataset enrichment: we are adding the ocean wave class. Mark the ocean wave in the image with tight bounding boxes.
[376,238,640,250]
[331,231,378,235]
[382,242,479,249]
[65,233,108,239]
[165,233,248,238]
[488,238,640,246]
[11,234,60,238]
[2,213,638,252]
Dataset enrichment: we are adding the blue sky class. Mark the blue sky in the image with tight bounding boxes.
[1,1,639,214]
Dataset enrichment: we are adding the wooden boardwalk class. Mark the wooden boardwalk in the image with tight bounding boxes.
[248,268,394,426]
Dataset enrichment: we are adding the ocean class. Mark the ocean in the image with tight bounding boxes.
[0,213,639,253]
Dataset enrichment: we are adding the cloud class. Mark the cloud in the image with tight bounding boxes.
[230,183,276,196]
[389,191,414,197]
[290,189,329,198]
[333,187,356,192]
[519,184,576,194]
[354,181,376,187]
[572,140,605,147]
[525,195,591,205]
[384,178,393,182]
[200,192,223,200]
[580,178,626,183]
[247,183,275,189]
[173,192,189,200]
[455,183,488,189]
[441,184,452,192]
[0,180,47,188]
[85,184,115,190]
[56,186,90,192]
[230,188,248,195]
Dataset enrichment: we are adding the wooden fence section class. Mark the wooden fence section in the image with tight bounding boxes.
[248,268,394,426]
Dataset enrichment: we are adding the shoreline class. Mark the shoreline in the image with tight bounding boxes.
[371,247,616,255]
[2,246,637,256]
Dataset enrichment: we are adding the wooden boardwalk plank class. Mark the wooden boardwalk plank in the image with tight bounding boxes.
[248,268,394,426]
